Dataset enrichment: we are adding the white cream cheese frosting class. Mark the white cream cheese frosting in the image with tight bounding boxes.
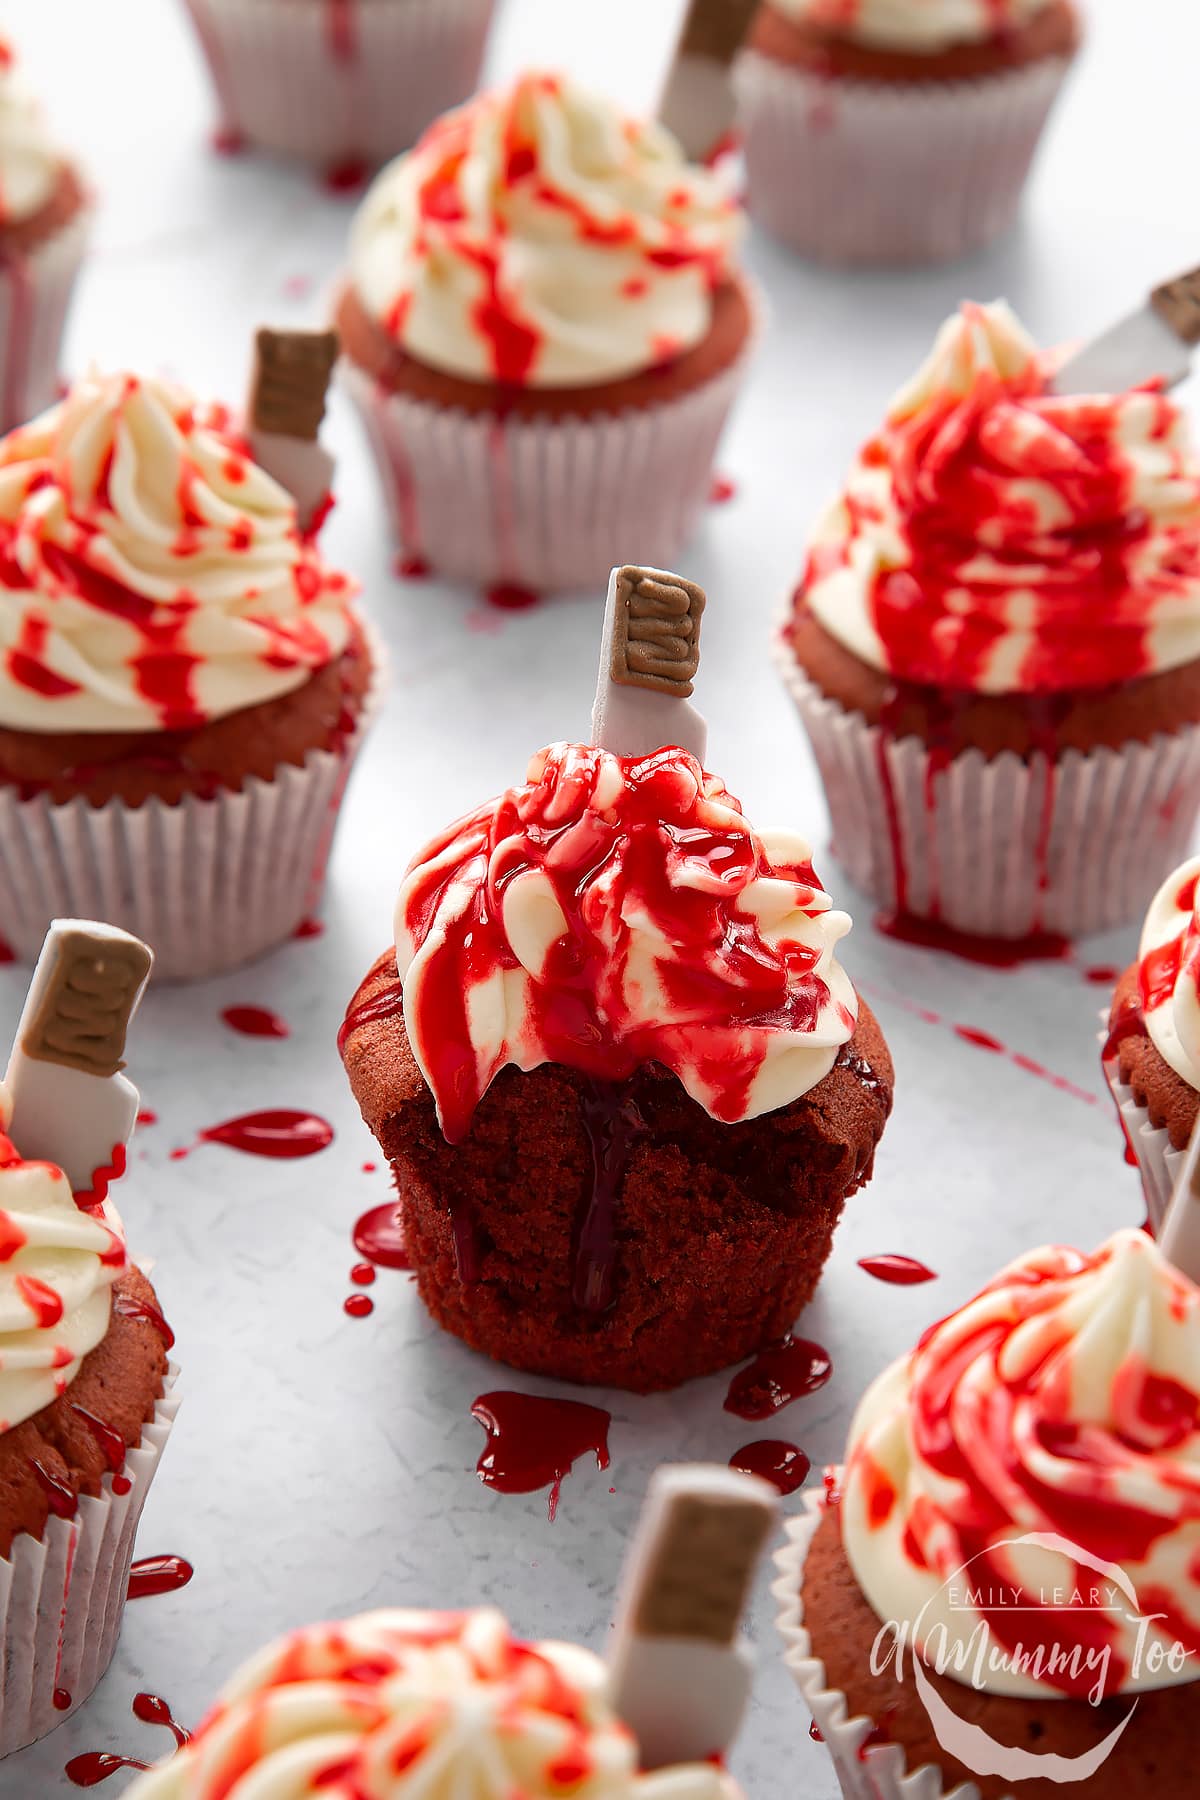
[769,0,1058,53]
[0,38,63,227]
[1138,855,1200,1092]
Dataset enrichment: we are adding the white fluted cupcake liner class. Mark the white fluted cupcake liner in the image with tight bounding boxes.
[341,337,752,594]
[734,50,1072,264]
[0,636,383,981]
[1099,1026,1187,1235]
[775,638,1200,940]
[181,0,494,166]
[0,209,89,434]
[0,1371,179,1757]
[773,1489,993,1800]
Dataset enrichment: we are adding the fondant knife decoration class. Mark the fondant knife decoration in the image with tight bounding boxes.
[5,920,153,1205]
[659,0,758,163]
[591,564,708,762]
[1052,264,1200,396]
[246,326,340,532]
[608,1463,778,1768]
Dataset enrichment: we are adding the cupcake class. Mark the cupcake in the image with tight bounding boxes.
[1104,855,1198,1231]
[125,1463,774,1795]
[0,921,176,1755]
[776,1228,1200,1799]
[0,36,89,432]
[180,0,495,174]
[336,71,753,595]
[777,300,1200,944]
[734,0,1081,264]
[0,339,379,979]
[342,566,892,1392]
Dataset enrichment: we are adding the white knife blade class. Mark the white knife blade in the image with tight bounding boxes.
[659,0,758,163]
[1052,265,1200,395]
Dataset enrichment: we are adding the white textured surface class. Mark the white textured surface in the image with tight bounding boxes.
[0,0,1196,1794]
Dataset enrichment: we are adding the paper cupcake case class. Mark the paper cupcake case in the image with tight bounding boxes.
[773,1490,997,1800]
[0,1373,179,1758]
[182,0,494,167]
[734,51,1072,264]
[1099,1031,1185,1235]
[0,637,383,981]
[341,346,751,594]
[775,642,1200,940]
[0,210,89,435]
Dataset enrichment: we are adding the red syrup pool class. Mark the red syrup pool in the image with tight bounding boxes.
[724,1338,832,1421]
[128,1556,193,1601]
[221,1005,290,1039]
[858,1254,937,1285]
[471,1391,611,1521]
[729,1440,810,1495]
[353,1202,412,1270]
[874,910,1071,970]
[1083,964,1121,986]
[193,1110,334,1158]
[294,916,324,940]
[484,583,539,612]
[396,553,430,579]
[66,1692,190,1786]
[0,934,13,964]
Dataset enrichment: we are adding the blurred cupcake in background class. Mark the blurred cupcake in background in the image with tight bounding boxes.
[1104,855,1199,1232]
[336,72,754,598]
[0,35,89,431]
[180,0,495,177]
[0,337,379,978]
[735,0,1081,264]
[776,299,1200,945]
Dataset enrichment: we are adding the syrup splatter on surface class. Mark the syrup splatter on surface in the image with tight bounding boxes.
[220,1005,290,1039]
[729,1440,811,1495]
[858,1254,937,1286]
[128,1555,193,1601]
[725,1339,832,1421]
[471,1391,611,1521]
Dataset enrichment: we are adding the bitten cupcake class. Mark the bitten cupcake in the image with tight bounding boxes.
[0,922,176,1755]
[0,36,89,432]
[337,72,753,595]
[776,1229,1200,1800]
[0,336,378,978]
[342,567,892,1392]
[777,300,1200,945]
[1104,855,1199,1231]
[180,0,494,174]
[735,0,1081,264]
[125,1463,775,1794]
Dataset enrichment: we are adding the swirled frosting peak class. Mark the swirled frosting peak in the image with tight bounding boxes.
[396,742,858,1142]
[350,71,742,387]
[842,1230,1200,1698]
[125,1607,735,1798]
[802,299,1200,695]
[0,1082,127,1434]
[0,370,356,733]
[0,37,62,227]
[770,0,1058,51]
[1138,854,1200,1093]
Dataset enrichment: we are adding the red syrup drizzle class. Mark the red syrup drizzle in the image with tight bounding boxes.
[574,1080,647,1312]
[729,1440,810,1495]
[128,1555,193,1601]
[71,1405,126,1476]
[396,554,430,580]
[724,1338,833,1421]
[114,1293,176,1350]
[709,473,737,504]
[471,1391,611,1521]
[874,909,1071,970]
[484,583,540,612]
[294,916,325,940]
[871,983,1101,1110]
[858,1254,937,1286]
[0,933,13,964]
[352,1202,412,1270]
[67,1693,192,1787]
[195,1110,334,1158]
[73,1143,127,1210]
[326,0,358,60]
[338,981,403,1057]
[221,1005,290,1039]
[29,1457,76,1519]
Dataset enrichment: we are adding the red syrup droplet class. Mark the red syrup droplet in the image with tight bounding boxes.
[858,1254,937,1286]
[471,1391,611,1522]
[114,1293,176,1350]
[221,1005,290,1039]
[133,1692,190,1747]
[198,1110,334,1159]
[112,1475,132,1496]
[361,1161,377,1174]
[396,553,430,580]
[294,916,324,940]
[874,911,1071,970]
[0,933,14,964]
[66,1752,150,1786]
[823,1466,843,1507]
[709,473,737,504]
[484,583,539,612]
[344,1293,374,1318]
[324,157,370,193]
[54,1688,72,1712]
[809,1719,824,1743]
[135,1109,157,1128]
[352,1203,411,1270]
[729,1440,810,1495]
[128,1555,194,1601]
[955,1024,1004,1054]
[724,1338,833,1421]
[349,1262,376,1286]
[1083,964,1121,986]
[211,125,245,155]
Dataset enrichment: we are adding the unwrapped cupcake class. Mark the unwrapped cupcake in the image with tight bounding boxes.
[1104,855,1198,1231]
[776,1227,1200,1799]
[0,36,89,431]
[735,0,1081,263]
[0,339,379,978]
[341,566,892,1391]
[337,71,754,595]
[777,299,1200,943]
[180,0,495,173]
[0,921,176,1755]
